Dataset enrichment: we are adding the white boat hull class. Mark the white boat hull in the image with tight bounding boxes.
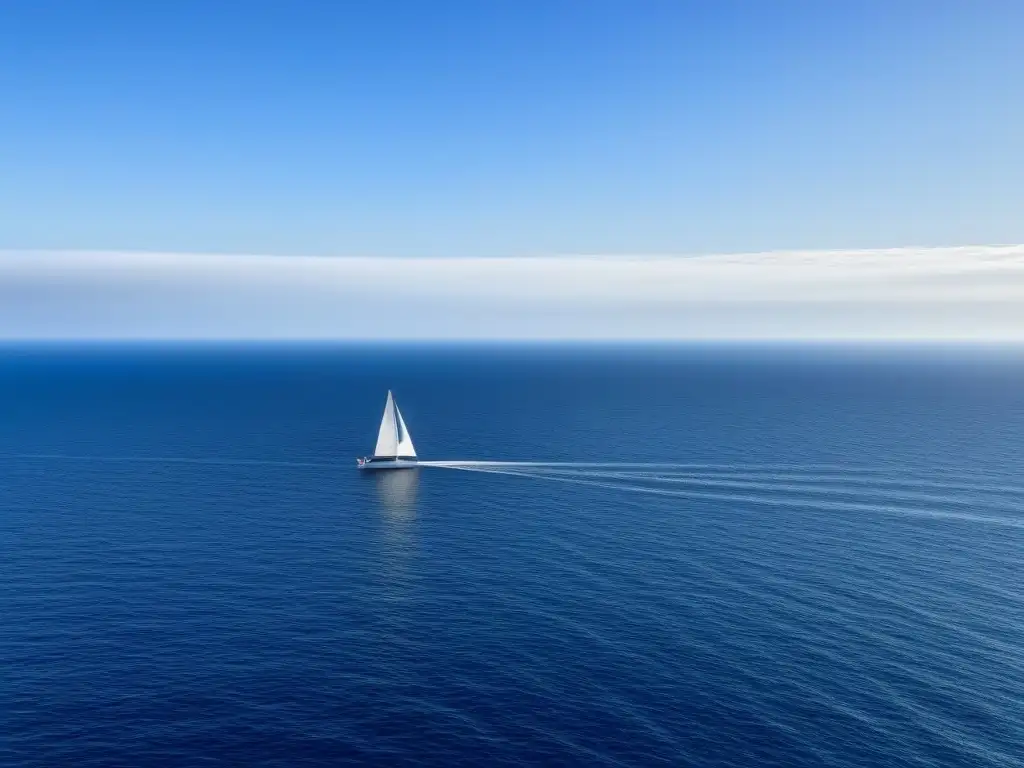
[357,458,418,471]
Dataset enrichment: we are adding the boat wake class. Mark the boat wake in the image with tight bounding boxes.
[420,461,1024,529]
[3,454,1020,528]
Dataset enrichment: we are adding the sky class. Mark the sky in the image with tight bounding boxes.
[1,2,1022,339]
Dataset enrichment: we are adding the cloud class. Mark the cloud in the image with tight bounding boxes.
[1,246,1023,340]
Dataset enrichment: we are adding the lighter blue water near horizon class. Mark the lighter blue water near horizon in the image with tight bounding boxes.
[2,345,1023,766]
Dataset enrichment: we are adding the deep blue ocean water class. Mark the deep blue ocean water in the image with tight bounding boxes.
[2,345,1023,767]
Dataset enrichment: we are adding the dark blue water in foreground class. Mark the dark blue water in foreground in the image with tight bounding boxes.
[2,345,1023,767]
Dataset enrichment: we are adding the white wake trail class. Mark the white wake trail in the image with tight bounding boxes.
[421,460,901,474]
[462,467,1024,506]
[424,462,1024,529]
[423,460,1022,487]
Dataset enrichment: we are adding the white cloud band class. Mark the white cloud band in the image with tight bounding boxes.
[2,246,1023,340]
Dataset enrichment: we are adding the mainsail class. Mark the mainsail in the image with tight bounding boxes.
[373,391,416,458]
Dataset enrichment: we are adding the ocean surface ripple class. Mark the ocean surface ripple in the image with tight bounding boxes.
[2,346,1023,767]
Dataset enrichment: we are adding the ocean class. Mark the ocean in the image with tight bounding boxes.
[2,345,1023,767]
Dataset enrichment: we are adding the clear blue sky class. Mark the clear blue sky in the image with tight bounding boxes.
[1,1,1021,257]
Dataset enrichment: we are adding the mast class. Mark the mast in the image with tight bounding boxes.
[391,390,399,449]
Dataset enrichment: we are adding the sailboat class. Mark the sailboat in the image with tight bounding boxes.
[357,391,418,470]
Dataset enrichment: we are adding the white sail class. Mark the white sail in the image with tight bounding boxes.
[395,402,416,457]
[373,391,399,457]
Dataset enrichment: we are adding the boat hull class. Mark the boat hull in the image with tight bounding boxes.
[357,458,419,471]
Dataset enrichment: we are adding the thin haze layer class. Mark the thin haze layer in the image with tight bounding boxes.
[2,246,1023,340]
